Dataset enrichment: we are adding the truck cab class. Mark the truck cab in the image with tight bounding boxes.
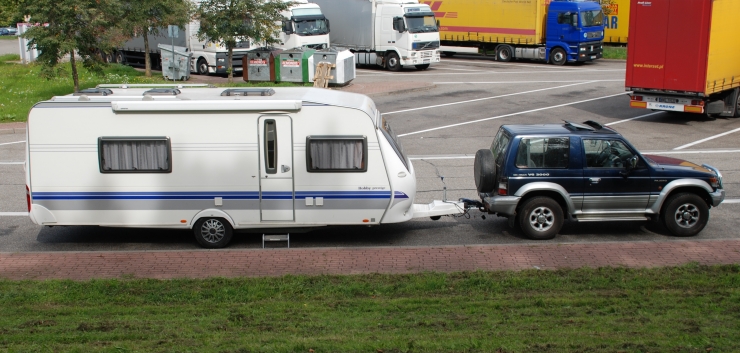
[377,1,441,70]
[279,0,330,49]
[545,0,604,65]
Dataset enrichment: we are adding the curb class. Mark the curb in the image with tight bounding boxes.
[0,128,25,135]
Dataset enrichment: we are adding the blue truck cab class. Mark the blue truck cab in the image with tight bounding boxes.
[545,0,605,65]
[472,121,725,240]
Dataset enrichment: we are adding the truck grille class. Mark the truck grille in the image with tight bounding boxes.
[412,41,440,50]
[420,51,434,59]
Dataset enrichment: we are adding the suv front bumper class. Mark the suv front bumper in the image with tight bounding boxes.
[710,189,725,207]
[482,195,520,216]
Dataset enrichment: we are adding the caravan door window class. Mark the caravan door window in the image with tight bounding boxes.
[306,136,367,172]
[264,120,278,174]
[98,137,171,173]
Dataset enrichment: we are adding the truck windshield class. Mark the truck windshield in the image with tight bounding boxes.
[580,10,603,27]
[405,15,438,33]
[381,117,410,171]
[294,18,329,36]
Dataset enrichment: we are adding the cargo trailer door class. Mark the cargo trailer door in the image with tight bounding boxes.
[626,0,711,93]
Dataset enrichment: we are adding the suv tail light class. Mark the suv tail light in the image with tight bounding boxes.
[497,177,508,196]
[26,185,31,212]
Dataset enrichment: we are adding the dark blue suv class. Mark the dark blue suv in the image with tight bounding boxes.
[473,121,725,240]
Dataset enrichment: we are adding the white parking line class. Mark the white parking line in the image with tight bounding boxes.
[0,162,24,165]
[441,59,586,70]
[434,79,624,85]
[397,92,626,137]
[384,81,597,115]
[0,140,26,146]
[673,126,740,150]
[643,149,740,155]
[0,212,29,217]
[364,69,626,77]
[605,112,664,126]
[724,199,740,204]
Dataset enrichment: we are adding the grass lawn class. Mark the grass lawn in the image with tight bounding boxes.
[1,264,739,352]
[0,36,18,41]
[603,45,628,60]
[0,54,307,123]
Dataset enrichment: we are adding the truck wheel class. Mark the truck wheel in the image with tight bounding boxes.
[496,45,513,62]
[194,217,233,248]
[443,51,455,57]
[474,149,496,193]
[734,90,740,118]
[415,64,430,70]
[386,52,401,71]
[197,58,209,75]
[114,51,124,64]
[518,197,563,240]
[661,193,709,237]
[550,48,567,66]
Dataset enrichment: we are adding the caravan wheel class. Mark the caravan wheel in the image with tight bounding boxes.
[194,217,233,248]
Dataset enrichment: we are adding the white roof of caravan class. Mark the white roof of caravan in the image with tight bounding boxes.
[42,86,380,124]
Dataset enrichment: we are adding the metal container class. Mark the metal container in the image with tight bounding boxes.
[158,44,192,81]
[312,48,356,86]
[243,47,283,82]
[276,48,316,83]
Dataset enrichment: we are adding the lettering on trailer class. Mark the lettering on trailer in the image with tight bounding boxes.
[656,104,676,109]
[637,1,652,6]
[633,63,664,69]
[603,16,619,29]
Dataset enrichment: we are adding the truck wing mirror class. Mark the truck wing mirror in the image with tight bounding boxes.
[393,17,406,33]
[436,19,440,27]
[571,13,579,27]
[282,20,293,34]
[325,19,330,32]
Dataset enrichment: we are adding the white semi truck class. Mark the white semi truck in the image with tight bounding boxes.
[111,0,330,75]
[312,0,441,71]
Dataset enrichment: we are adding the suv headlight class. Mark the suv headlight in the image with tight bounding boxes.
[703,164,723,189]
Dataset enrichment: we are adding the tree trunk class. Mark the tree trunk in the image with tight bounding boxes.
[144,33,151,77]
[227,46,233,83]
[70,50,79,92]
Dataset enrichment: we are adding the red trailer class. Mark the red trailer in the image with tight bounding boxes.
[625,0,740,117]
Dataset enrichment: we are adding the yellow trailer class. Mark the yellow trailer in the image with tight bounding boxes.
[602,0,629,44]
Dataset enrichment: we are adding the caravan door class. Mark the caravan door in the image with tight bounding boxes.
[258,116,295,221]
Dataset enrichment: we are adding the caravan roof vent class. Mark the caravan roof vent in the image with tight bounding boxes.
[143,88,181,96]
[220,88,276,97]
[73,88,114,96]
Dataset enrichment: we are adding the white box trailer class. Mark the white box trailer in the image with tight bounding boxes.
[24,85,462,248]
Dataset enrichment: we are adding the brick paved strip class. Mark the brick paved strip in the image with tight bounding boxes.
[2,240,740,280]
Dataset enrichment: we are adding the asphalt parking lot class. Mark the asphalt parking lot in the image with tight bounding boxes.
[1,57,739,252]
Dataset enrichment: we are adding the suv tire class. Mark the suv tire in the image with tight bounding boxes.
[518,197,563,240]
[661,193,709,237]
[474,149,496,193]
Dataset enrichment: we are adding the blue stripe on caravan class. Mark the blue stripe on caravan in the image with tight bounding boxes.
[394,191,409,199]
[32,191,399,200]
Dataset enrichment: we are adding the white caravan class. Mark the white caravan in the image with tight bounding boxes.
[311,0,441,71]
[24,85,461,248]
[112,0,330,75]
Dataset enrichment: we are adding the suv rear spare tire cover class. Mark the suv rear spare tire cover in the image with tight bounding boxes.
[474,149,496,193]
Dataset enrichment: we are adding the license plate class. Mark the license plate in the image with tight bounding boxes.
[659,98,678,103]
[423,59,431,63]
[647,102,684,112]
[590,55,596,59]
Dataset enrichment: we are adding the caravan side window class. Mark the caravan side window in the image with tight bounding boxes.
[306,136,367,172]
[98,137,172,173]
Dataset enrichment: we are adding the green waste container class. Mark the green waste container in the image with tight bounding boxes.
[276,47,315,83]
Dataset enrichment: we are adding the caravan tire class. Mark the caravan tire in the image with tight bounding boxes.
[474,149,496,193]
[194,217,233,248]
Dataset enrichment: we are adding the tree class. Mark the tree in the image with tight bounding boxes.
[0,0,21,27]
[18,0,123,92]
[196,0,290,82]
[119,0,192,77]
[600,0,617,16]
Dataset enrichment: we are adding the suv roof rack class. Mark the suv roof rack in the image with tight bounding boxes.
[582,120,604,130]
[73,88,113,96]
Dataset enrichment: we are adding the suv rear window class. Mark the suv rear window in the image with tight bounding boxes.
[490,129,510,163]
[515,137,570,169]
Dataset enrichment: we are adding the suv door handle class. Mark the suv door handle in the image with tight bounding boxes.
[589,178,601,184]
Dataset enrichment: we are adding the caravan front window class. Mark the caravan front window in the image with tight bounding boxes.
[98,137,171,173]
[381,118,410,171]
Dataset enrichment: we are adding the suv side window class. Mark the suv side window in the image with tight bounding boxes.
[515,137,570,169]
[583,139,636,168]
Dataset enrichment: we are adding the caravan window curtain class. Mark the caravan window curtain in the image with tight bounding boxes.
[99,137,172,173]
[307,136,367,172]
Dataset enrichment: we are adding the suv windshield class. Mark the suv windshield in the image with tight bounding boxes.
[580,10,603,27]
[381,117,410,171]
[405,14,438,33]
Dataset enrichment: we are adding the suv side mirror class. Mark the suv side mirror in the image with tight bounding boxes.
[629,155,638,169]
[620,156,639,177]
[393,16,406,33]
